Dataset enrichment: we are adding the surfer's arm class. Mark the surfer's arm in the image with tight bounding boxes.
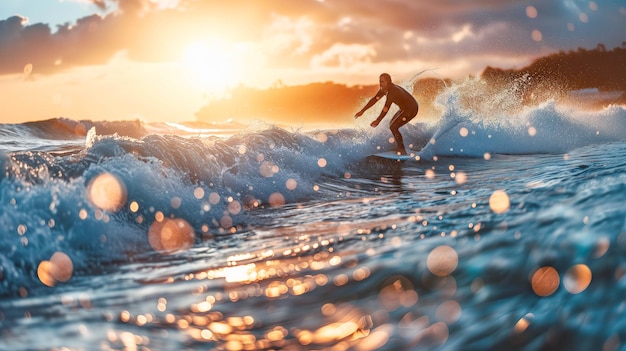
[370,105,389,127]
[355,97,378,118]
[355,90,384,118]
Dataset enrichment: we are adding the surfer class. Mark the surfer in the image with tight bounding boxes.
[354,73,419,155]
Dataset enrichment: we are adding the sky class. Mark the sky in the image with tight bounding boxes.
[1,0,625,123]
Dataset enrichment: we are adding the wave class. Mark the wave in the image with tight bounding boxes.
[0,125,386,296]
[419,78,626,159]
[1,80,625,296]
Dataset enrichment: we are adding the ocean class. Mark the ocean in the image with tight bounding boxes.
[1,81,626,351]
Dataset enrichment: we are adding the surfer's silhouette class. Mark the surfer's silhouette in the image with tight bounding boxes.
[354,73,419,155]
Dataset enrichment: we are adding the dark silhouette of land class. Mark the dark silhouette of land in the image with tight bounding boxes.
[195,78,449,126]
[482,43,626,105]
[196,44,626,126]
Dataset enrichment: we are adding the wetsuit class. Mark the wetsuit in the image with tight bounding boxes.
[374,83,419,152]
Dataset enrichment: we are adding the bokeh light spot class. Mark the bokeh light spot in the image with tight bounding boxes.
[514,313,534,333]
[531,266,560,296]
[170,196,182,209]
[356,324,392,351]
[148,218,195,254]
[87,172,127,212]
[155,211,165,222]
[526,6,538,18]
[193,187,205,199]
[316,132,328,143]
[220,215,233,229]
[378,276,418,310]
[50,252,73,283]
[594,237,610,258]
[321,303,336,316]
[37,261,55,287]
[228,200,242,215]
[269,192,285,207]
[563,264,592,294]
[489,190,510,214]
[455,171,467,185]
[260,161,279,177]
[427,245,458,277]
[286,178,298,190]
[313,321,358,343]
[37,251,74,287]
[79,209,88,220]
[436,300,462,324]
[209,192,220,205]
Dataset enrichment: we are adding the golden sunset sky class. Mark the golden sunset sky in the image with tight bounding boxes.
[2,0,625,124]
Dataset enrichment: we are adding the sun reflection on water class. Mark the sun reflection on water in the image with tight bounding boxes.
[113,229,472,350]
[100,158,604,350]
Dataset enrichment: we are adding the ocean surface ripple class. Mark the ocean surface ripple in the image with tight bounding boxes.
[1,95,626,350]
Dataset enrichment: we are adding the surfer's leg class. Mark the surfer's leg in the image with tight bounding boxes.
[390,110,407,154]
[389,107,418,154]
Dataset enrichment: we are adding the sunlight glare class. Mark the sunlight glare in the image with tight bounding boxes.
[181,40,242,95]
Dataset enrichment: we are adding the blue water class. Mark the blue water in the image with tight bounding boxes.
[1,83,626,350]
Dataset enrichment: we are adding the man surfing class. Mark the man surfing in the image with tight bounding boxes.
[354,73,419,155]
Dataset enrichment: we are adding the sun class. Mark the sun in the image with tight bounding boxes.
[181,40,241,95]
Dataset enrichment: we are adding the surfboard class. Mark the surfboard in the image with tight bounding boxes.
[370,150,420,161]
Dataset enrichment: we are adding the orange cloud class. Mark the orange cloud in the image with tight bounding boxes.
[2,0,625,79]
[1,0,625,124]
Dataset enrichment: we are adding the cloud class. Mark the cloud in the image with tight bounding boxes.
[0,13,125,75]
[0,0,185,75]
[0,0,624,78]
[91,0,108,11]
[263,15,315,56]
[311,43,376,69]
[0,16,54,75]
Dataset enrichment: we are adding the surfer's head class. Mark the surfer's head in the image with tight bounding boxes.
[379,73,392,91]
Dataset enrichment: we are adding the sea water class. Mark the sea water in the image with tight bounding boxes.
[1,82,626,350]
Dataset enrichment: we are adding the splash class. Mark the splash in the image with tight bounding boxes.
[401,68,447,93]
[419,76,626,159]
